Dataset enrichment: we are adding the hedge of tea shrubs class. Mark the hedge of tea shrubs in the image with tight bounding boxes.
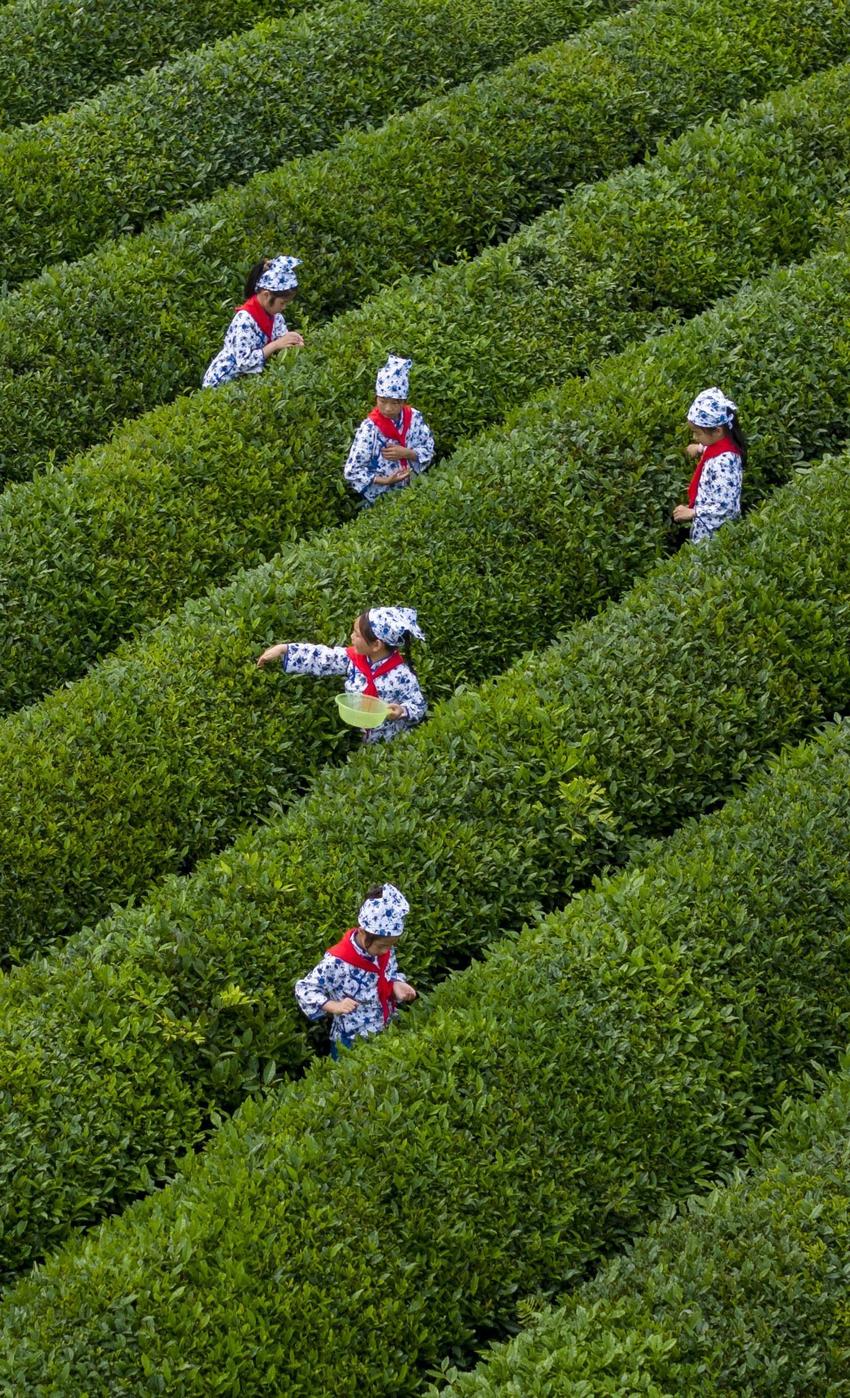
[432,1063,850,1395]
[2,0,847,480]
[3,181,850,962]
[0,0,623,285]
[2,432,850,1278]
[0,0,294,129]
[2,700,849,1389]
[2,83,850,970]
[3,61,850,717]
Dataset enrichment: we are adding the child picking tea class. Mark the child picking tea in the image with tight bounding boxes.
[672,387,746,544]
[203,255,304,388]
[343,355,434,504]
[256,606,427,743]
[295,883,417,1056]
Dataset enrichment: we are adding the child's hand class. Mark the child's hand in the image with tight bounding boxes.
[269,332,304,351]
[384,703,406,722]
[685,443,703,459]
[256,643,287,667]
[672,504,696,523]
[381,444,411,461]
[393,982,417,1003]
[325,997,359,1015]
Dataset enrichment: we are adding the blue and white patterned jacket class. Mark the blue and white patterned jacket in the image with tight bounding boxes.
[282,643,427,743]
[294,930,407,1044]
[343,410,435,504]
[202,308,289,388]
[692,448,743,544]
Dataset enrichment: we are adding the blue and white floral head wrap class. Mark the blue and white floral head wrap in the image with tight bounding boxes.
[375,355,412,399]
[368,606,425,646]
[257,256,301,293]
[687,387,738,429]
[358,883,409,938]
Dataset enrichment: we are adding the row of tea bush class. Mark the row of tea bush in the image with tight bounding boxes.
[3,60,850,718]
[2,392,849,1273]
[2,646,848,1388]
[0,0,623,283]
[432,1056,850,1394]
[0,0,296,128]
[2,69,850,953]
[2,0,846,479]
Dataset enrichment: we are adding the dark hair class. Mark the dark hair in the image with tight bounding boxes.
[357,610,378,645]
[357,611,416,670]
[244,258,270,299]
[727,412,748,468]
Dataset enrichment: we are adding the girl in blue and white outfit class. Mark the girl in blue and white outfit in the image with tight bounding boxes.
[294,882,417,1057]
[343,355,435,504]
[202,255,305,388]
[672,387,746,544]
[256,605,427,743]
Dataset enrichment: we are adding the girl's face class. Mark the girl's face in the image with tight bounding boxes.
[350,616,386,657]
[376,395,405,418]
[359,931,396,955]
[688,422,725,447]
[256,288,296,314]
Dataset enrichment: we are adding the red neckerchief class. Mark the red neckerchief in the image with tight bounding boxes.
[326,928,394,1022]
[688,434,737,508]
[368,404,413,453]
[346,646,404,698]
[236,295,274,341]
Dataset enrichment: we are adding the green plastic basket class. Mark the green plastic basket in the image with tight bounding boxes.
[335,692,390,729]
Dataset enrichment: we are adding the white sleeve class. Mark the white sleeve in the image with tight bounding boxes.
[344,420,380,495]
[694,452,742,531]
[294,955,347,1020]
[387,947,407,985]
[407,410,435,472]
[231,311,268,376]
[398,668,427,725]
[283,644,350,678]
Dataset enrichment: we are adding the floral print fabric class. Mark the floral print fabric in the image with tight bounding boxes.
[202,308,288,387]
[692,448,742,543]
[282,643,426,742]
[294,931,407,1044]
[358,883,409,937]
[343,410,435,504]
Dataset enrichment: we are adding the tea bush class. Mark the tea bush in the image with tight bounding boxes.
[0,0,296,128]
[431,1063,850,1395]
[2,76,850,958]
[3,59,850,712]
[2,688,849,1389]
[1,429,849,1277]
[0,0,624,284]
[2,0,847,477]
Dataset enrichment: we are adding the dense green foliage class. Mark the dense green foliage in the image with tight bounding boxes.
[2,77,850,964]
[0,0,622,284]
[2,684,849,1389]
[432,1064,850,1395]
[2,0,848,479]
[2,405,849,1275]
[3,62,850,718]
[0,0,295,129]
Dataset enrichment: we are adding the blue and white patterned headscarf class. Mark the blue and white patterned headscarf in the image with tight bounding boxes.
[687,387,738,429]
[358,883,409,938]
[368,606,425,646]
[375,355,412,398]
[257,256,301,293]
